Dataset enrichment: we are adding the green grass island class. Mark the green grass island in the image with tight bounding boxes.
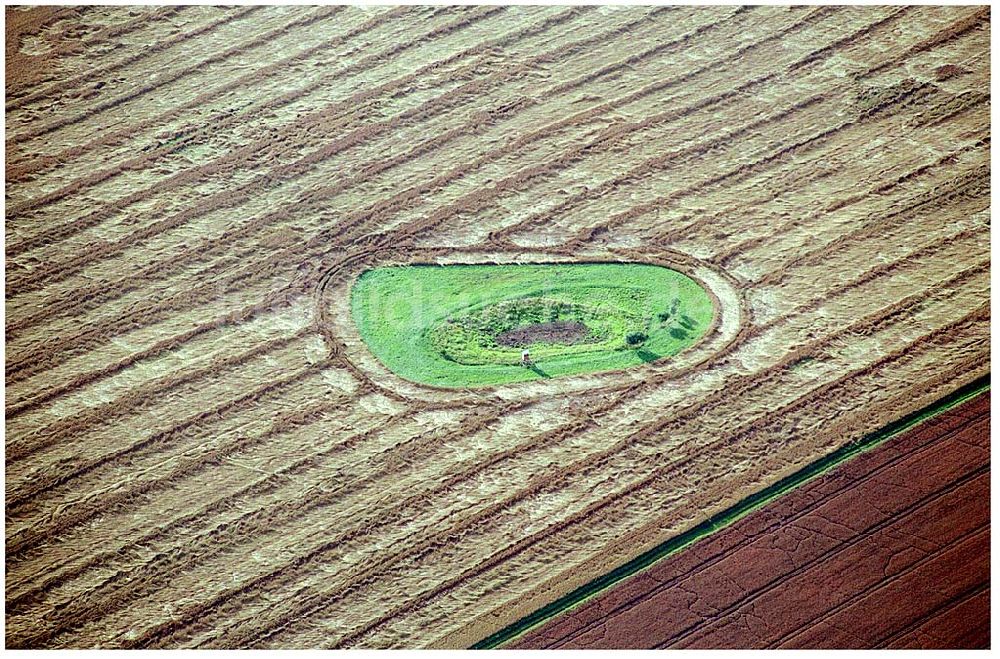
[350,262,715,387]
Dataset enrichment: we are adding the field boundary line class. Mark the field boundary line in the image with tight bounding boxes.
[224,308,988,648]
[354,315,987,649]
[472,375,990,648]
[536,399,990,649]
[12,224,981,562]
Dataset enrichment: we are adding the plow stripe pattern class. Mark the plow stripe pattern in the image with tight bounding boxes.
[511,390,989,649]
[5,6,990,649]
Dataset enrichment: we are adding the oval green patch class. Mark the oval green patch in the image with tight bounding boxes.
[350,263,715,387]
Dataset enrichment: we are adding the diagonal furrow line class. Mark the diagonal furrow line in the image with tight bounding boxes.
[3,5,816,376]
[6,7,187,113]
[859,6,990,78]
[258,311,989,650]
[5,327,314,462]
[4,285,301,412]
[6,6,272,144]
[339,433,992,650]
[6,271,306,384]
[3,390,498,613]
[4,5,512,291]
[13,160,981,548]
[651,128,989,255]
[874,581,989,649]
[915,90,991,130]
[780,255,989,351]
[607,159,985,308]
[746,231,988,335]
[604,19,990,253]
[5,8,755,379]
[752,164,989,287]
[4,397,515,648]
[6,5,351,211]
[4,361,331,517]
[4,6,461,216]
[13,5,343,137]
[12,163,983,539]
[588,81,989,251]
[657,475,990,648]
[571,88,938,247]
[492,6,914,244]
[770,517,990,649]
[491,89,830,245]
[13,241,984,644]
[487,17,854,244]
[789,5,911,71]
[4,5,415,199]
[4,405,413,612]
[544,404,990,648]
[706,137,990,266]
[6,7,227,110]
[134,297,987,648]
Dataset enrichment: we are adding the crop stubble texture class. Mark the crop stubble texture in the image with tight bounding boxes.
[5,5,990,648]
[513,391,990,649]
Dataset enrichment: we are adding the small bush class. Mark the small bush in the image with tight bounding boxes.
[658,299,681,323]
[626,331,647,346]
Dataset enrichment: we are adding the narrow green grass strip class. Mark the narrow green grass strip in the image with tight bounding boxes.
[472,374,990,649]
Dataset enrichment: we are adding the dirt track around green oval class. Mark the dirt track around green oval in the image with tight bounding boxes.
[350,262,715,387]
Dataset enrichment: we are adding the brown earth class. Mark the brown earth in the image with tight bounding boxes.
[5,6,990,649]
[495,320,591,347]
[514,391,990,649]
[5,6,74,93]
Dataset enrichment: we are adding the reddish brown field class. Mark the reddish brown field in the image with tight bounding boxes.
[514,391,990,650]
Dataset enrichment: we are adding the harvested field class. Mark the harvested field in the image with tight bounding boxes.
[512,389,990,650]
[5,5,991,649]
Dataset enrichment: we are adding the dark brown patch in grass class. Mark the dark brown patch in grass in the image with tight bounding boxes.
[495,320,591,347]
